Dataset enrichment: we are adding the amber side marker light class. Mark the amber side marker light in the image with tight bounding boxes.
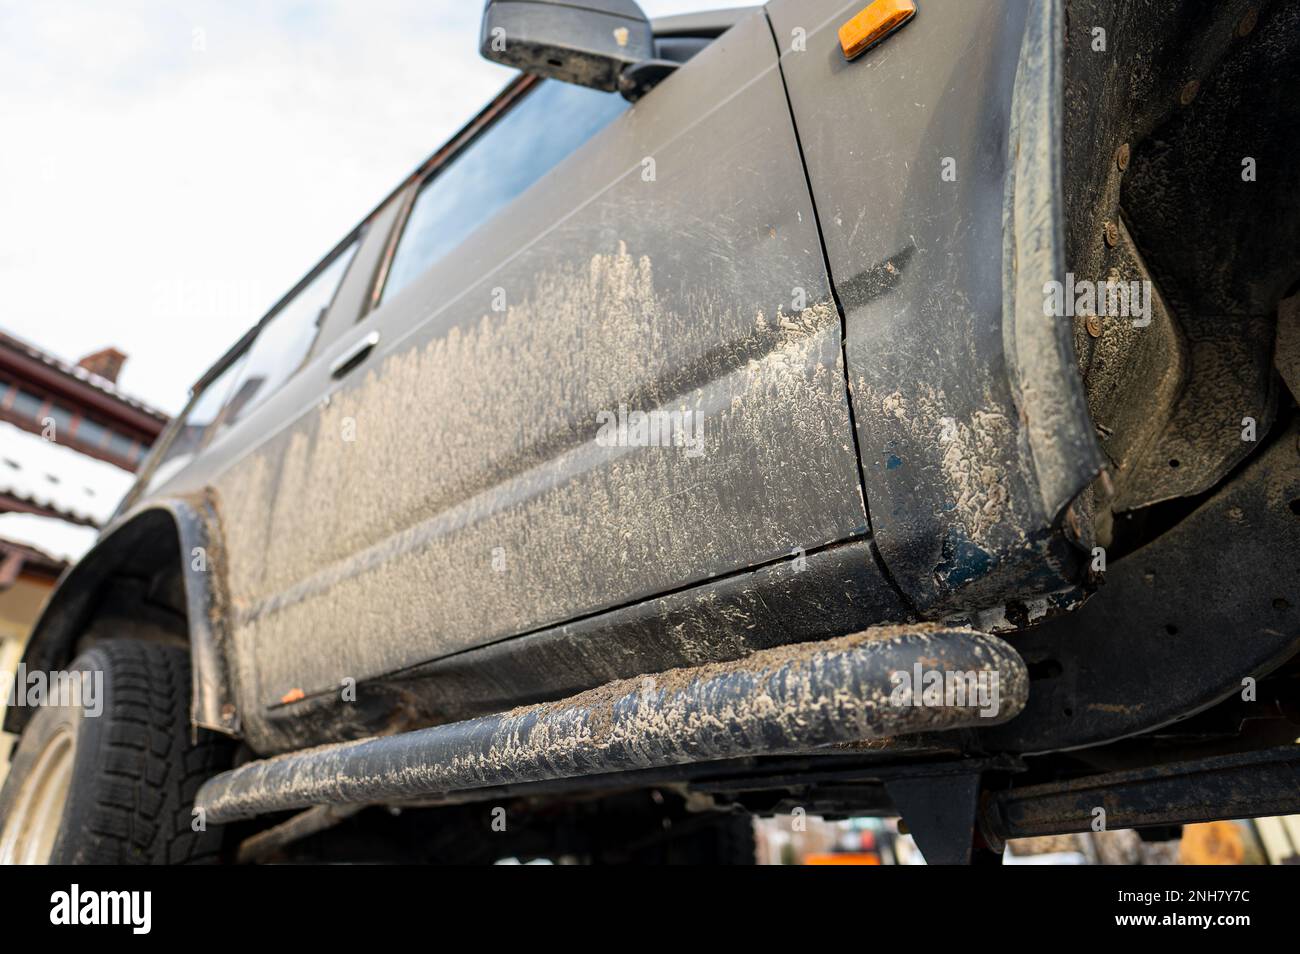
[839,0,917,60]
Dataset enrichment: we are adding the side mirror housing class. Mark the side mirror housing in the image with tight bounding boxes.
[480,0,655,93]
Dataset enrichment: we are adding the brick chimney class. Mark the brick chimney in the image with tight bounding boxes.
[77,347,128,384]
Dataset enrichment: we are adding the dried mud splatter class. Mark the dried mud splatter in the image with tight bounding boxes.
[213,245,866,715]
[873,385,1014,545]
[198,625,1028,821]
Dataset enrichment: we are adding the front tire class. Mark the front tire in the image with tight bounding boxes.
[0,639,231,864]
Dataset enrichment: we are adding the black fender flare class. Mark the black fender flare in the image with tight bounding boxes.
[2,495,240,738]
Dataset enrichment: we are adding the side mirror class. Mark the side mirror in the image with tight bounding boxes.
[480,0,655,93]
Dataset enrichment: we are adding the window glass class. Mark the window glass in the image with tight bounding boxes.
[218,239,359,432]
[11,389,43,419]
[382,80,628,303]
[75,416,110,448]
[106,431,137,461]
[47,404,74,434]
[146,351,249,491]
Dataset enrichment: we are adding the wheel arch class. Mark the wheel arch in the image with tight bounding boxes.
[3,494,240,739]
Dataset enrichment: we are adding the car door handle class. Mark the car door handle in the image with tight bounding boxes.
[330,331,380,379]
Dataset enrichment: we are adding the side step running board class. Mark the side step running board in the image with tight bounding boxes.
[197,626,1027,823]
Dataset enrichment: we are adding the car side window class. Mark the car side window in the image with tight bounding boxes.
[217,238,360,432]
[381,80,628,304]
[145,350,249,492]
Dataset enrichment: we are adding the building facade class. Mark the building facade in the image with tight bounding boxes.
[0,330,169,770]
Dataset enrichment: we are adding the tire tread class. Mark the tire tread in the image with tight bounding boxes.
[72,640,229,864]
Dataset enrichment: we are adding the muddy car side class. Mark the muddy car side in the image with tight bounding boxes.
[4,0,1298,865]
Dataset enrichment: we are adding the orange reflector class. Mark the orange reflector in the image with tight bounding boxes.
[839,0,917,60]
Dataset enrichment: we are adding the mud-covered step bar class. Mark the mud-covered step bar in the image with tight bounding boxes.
[197,626,1028,823]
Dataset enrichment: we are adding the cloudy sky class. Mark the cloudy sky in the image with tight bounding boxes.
[0,0,752,416]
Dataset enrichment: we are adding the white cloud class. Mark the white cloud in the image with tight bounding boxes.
[0,0,754,415]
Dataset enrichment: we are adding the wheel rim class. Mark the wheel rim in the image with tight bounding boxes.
[0,726,75,865]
